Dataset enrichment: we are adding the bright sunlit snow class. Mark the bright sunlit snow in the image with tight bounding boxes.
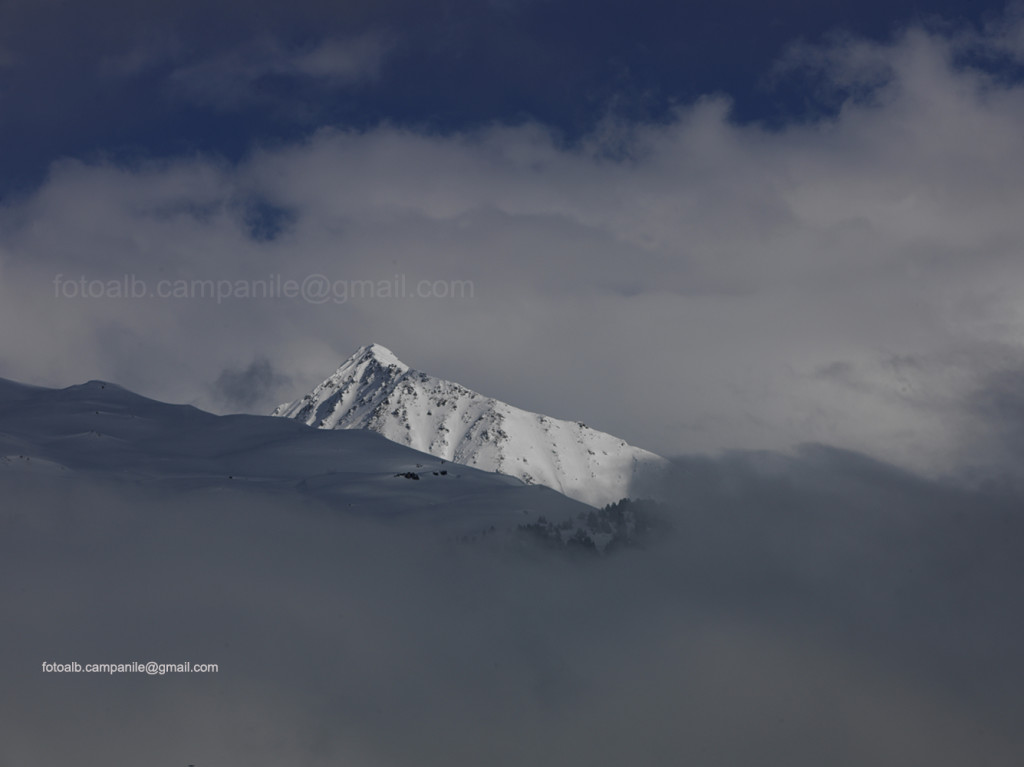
[273,344,668,507]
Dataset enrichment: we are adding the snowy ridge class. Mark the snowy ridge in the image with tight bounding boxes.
[0,376,591,537]
[273,344,667,507]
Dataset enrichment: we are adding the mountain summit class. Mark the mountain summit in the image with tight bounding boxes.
[272,344,666,507]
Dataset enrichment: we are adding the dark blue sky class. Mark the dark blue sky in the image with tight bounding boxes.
[0,0,1011,198]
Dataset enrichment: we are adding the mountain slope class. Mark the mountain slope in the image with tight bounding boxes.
[273,344,667,507]
[0,377,591,536]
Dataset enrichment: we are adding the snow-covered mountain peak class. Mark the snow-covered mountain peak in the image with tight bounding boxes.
[273,345,667,507]
[272,343,408,426]
[354,343,406,370]
[329,343,409,384]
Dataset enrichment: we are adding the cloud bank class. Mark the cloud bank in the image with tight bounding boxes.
[1,447,1022,766]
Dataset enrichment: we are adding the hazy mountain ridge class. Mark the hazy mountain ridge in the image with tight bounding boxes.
[273,343,668,507]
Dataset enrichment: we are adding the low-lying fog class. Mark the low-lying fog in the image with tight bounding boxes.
[2,444,1022,766]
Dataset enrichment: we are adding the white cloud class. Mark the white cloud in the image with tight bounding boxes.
[289,35,391,79]
[982,0,1024,60]
[4,18,1024,477]
[96,34,180,77]
[167,34,393,109]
